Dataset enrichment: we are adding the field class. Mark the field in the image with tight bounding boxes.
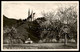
[3,43,77,49]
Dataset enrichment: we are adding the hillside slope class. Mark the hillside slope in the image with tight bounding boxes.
[3,15,18,27]
[3,15,46,43]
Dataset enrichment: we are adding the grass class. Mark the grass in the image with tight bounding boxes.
[3,43,77,49]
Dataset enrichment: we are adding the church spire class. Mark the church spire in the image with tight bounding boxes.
[31,10,33,21]
[28,8,30,17]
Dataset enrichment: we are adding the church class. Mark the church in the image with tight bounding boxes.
[27,9,35,21]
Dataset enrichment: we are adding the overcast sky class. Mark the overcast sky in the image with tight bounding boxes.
[2,1,78,19]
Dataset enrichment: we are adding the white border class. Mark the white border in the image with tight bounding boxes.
[1,1,79,51]
[1,1,79,3]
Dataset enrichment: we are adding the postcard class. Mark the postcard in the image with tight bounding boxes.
[1,1,79,51]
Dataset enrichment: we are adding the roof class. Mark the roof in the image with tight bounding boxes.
[26,38,32,41]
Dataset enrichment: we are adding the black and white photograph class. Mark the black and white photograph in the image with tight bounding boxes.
[1,1,79,51]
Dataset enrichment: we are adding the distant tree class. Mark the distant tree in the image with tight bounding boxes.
[57,6,77,24]
[57,6,77,44]
[41,6,77,43]
[41,11,62,42]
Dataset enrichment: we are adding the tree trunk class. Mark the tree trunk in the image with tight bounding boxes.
[64,33,67,45]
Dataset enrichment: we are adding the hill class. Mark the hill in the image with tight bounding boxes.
[3,15,46,43]
[3,15,18,27]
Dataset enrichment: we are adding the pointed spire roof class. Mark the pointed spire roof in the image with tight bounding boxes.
[28,8,30,17]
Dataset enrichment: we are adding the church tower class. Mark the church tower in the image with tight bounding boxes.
[28,9,30,17]
[31,10,33,21]
[27,9,35,21]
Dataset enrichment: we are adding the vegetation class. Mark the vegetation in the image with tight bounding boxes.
[40,6,77,43]
[3,43,77,49]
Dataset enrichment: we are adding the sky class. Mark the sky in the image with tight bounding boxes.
[2,1,78,20]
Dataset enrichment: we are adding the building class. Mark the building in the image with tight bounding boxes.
[27,9,35,21]
[25,38,33,44]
